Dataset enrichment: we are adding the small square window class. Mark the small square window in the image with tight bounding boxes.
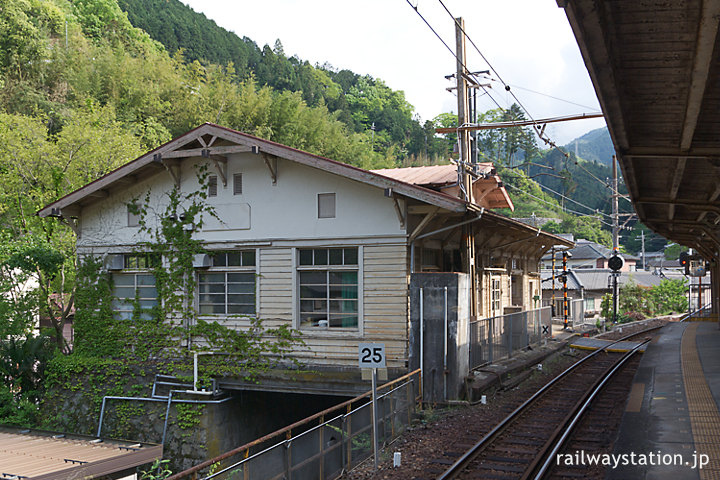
[127,204,140,227]
[233,173,243,195]
[318,193,336,218]
[208,175,218,197]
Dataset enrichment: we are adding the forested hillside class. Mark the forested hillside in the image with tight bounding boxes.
[563,127,614,166]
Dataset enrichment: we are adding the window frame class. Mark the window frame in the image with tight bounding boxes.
[111,254,159,321]
[294,246,363,333]
[197,250,258,317]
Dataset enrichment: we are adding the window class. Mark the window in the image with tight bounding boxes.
[112,254,159,320]
[198,250,256,315]
[127,204,140,227]
[298,248,358,329]
[233,173,243,195]
[208,175,218,197]
[318,193,336,218]
[491,277,501,312]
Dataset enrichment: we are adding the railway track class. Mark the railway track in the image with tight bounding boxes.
[436,329,655,480]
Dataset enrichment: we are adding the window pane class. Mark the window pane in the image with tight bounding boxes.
[329,271,357,284]
[113,274,134,286]
[199,293,224,304]
[227,294,255,304]
[229,304,255,314]
[300,313,327,328]
[226,252,242,266]
[211,253,227,267]
[114,287,135,299]
[198,283,225,294]
[137,286,157,299]
[299,271,326,284]
[329,285,357,299]
[227,283,255,294]
[328,314,358,328]
[313,249,327,265]
[344,248,358,265]
[138,300,157,309]
[299,249,313,266]
[137,274,155,286]
[227,272,255,283]
[300,285,327,298]
[200,273,226,283]
[241,250,256,266]
[329,249,343,265]
[300,300,327,312]
[329,300,358,313]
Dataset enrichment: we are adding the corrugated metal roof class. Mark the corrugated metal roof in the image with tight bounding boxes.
[371,163,494,187]
[0,427,162,479]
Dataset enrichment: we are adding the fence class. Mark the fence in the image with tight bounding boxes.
[469,306,550,369]
[168,370,421,480]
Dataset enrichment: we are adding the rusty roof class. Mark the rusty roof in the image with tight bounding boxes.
[371,163,494,187]
[0,427,162,479]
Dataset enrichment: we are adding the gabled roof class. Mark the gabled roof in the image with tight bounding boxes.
[37,123,571,250]
[38,123,469,218]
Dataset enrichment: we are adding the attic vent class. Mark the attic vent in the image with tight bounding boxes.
[318,193,336,219]
[233,173,243,195]
[208,175,218,197]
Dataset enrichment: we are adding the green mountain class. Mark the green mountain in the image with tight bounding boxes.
[116,0,451,163]
[563,127,614,166]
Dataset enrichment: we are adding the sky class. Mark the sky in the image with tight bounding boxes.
[181,0,607,145]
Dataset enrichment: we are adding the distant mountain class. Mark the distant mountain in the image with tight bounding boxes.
[564,127,614,166]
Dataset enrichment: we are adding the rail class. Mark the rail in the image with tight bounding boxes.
[440,325,659,479]
[168,369,421,480]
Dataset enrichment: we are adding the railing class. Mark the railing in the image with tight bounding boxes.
[168,370,421,480]
[469,307,550,369]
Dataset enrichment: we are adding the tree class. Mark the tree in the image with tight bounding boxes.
[650,278,688,314]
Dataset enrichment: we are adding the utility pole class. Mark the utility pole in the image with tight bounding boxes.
[611,155,620,323]
[455,17,477,319]
[641,230,645,270]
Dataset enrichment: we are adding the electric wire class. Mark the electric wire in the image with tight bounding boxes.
[502,168,616,220]
[434,0,632,201]
[408,0,625,202]
[480,77,600,110]
[504,183,618,229]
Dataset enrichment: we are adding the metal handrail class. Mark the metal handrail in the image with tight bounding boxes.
[168,369,421,480]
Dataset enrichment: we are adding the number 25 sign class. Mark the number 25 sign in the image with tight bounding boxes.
[358,343,385,368]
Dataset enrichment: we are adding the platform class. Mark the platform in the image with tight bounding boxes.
[608,321,720,479]
[569,336,649,353]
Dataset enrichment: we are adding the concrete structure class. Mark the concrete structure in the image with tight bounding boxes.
[39,123,572,399]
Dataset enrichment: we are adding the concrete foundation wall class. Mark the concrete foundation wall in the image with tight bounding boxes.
[409,273,470,403]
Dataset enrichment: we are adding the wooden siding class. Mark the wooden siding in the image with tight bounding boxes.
[244,244,410,368]
[258,248,293,323]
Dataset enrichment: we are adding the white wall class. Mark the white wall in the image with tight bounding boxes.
[78,153,405,250]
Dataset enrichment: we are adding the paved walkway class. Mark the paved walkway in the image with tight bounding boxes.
[608,321,720,479]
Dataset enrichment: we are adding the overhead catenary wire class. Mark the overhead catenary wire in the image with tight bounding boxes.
[407,0,626,200]
[501,168,617,220]
[504,182,620,230]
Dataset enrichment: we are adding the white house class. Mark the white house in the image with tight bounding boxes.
[40,123,571,396]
